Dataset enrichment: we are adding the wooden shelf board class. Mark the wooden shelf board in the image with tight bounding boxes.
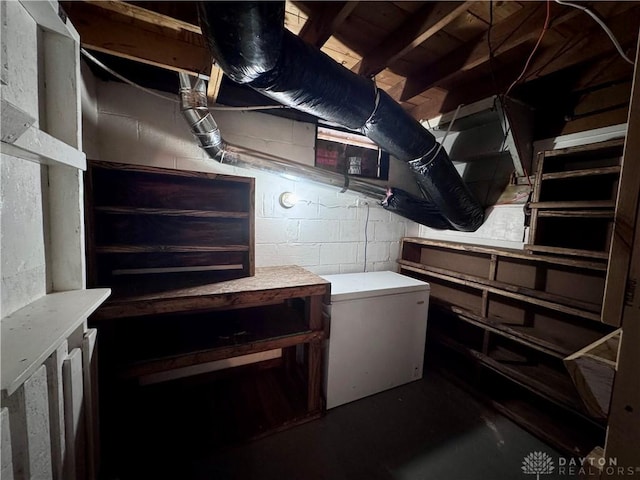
[524,244,609,260]
[434,303,570,358]
[435,334,585,415]
[1,126,86,170]
[537,210,615,219]
[1,289,111,396]
[121,330,323,379]
[540,138,625,158]
[529,200,616,209]
[89,159,254,184]
[541,165,621,181]
[95,245,250,254]
[434,351,605,456]
[111,264,245,276]
[94,206,249,219]
[399,260,602,321]
[401,237,607,271]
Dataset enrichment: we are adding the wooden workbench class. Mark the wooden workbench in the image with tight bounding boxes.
[91,265,331,449]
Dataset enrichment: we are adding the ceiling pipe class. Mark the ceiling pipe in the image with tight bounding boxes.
[195,1,484,231]
[178,73,391,200]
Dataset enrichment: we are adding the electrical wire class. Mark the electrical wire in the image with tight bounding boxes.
[80,48,291,111]
[505,0,551,97]
[554,0,635,65]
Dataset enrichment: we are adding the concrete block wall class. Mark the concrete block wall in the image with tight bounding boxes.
[1,3,48,317]
[86,77,419,274]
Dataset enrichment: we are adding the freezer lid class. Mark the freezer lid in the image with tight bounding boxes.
[321,271,430,302]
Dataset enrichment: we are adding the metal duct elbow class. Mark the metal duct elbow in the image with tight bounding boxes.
[195,1,485,231]
[179,72,225,159]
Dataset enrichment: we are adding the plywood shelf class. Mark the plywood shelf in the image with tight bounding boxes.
[402,237,607,271]
[399,259,602,321]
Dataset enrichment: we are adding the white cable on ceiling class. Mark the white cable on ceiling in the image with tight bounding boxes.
[80,48,291,111]
[554,0,635,65]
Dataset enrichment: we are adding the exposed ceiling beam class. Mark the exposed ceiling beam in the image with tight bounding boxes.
[298,1,358,48]
[207,64,225,104]
[352,1,472,78]
[81,0,201,34]
[407,5,639,122]
[521,7,639,85]
[399,2,579,102]
[63,1,210,75]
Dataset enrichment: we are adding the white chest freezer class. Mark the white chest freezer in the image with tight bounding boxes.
[320,271,430,409]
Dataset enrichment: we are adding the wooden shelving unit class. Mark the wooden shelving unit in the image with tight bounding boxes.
[527,138,624,261]
[400,237,618,455]
[85,161,255,292]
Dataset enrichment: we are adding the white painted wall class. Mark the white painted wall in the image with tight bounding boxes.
[0,4,48,317]
[85,76,420,274]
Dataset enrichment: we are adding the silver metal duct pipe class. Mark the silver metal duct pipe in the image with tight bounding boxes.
[178,73,387,200]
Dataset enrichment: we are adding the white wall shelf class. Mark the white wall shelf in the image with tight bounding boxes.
[1,122,86,170]
[1,289,110,397]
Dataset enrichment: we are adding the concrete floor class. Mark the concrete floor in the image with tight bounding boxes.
[118,371,563,480]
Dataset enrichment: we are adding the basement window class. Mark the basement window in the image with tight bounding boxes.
[315,125,389,180]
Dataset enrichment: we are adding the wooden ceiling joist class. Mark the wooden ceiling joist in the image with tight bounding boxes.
[207,64,224,104]
[298,1,359,48]
[399,2,579,103]
[352,1,472,78]
[62,1,210,75]
[521,7,639,84]
[81,0,201,34]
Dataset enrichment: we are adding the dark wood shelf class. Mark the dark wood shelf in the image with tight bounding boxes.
[537,210,615,219]
[85,161,255,288]
[435,334,585,415]
[95,245,250,254]
[541,165,621,181]
[432,303,605,359]
[115,304,319,378]
[432,343,606,456]
[529,200,616,209]
[524,244,609,260]
[94,206,250,218]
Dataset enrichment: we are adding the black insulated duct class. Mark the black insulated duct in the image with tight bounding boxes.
[196,1,484,232]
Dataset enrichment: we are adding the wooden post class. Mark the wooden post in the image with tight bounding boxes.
[601,30,640,479]
[82,329,100,480]
[44,341,69,480]
[63,349,85,480]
